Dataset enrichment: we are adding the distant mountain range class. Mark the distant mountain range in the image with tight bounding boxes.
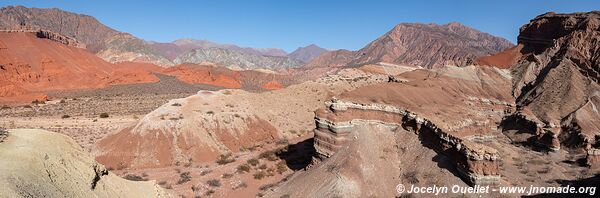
[0,6,306,69]
[0,5,513,70]
[308,22,514,68]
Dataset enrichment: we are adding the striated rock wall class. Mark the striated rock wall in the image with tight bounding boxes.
[313,99,501,185]
[508,12,600,165]
[0,29,85,48]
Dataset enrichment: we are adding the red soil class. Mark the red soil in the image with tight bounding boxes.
[475,45,523,69]
[261,80,284,90]
[162,64,242,89]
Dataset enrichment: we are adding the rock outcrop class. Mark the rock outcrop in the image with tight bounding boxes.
[308,22,514,68]
[267,66,513,197]
[0,129,170,197]
[505,12,600,164]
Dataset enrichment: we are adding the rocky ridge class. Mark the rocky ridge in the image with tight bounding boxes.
[174,48,303,71]
[503,11,600,167]
[308,22,514,68]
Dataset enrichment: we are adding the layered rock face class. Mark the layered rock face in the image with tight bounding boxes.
[0,6,118,52]
[506,12,600,161]
[173,48,303,71]
[0,129,169,197]
[308,23,514,68]
[266,66,513,197]
[313,66,513,186]
[288,44,329,62]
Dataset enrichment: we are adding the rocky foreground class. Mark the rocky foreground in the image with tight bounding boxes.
[0,129,169,197]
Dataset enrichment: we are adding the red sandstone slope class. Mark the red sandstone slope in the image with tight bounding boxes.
[0,31,161,103]
[475,45,523,69]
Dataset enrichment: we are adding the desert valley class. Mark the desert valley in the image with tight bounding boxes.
[0,4,599,198]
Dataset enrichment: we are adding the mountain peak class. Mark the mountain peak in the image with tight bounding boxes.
[288,44,329,62]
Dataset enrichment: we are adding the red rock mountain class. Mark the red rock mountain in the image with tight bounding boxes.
[0,30,159,103]
[309,22,514,68]
[0,6,118,53]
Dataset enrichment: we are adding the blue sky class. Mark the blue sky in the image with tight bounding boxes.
[1,0,599,52]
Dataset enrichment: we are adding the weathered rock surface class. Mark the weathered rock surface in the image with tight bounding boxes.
[288,44,329,62]
[0,129,170,197]
[506,12,600,159]
[308,23,514,68]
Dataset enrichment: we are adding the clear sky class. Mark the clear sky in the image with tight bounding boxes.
[1,0,599,52]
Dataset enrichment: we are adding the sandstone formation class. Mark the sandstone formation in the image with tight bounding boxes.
[288,44,329,62]
[309,22,514,68]
[173,48,303,71]
[267,66,514,197]
[0,129,169,197]
[502,12,600,165]
[94,68,391,169]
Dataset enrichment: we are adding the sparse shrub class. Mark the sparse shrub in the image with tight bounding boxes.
[259,183,276,191]
[177,171,192,184]
[247,158,259,166]
[0,128,8,143]
[276,138,289,145]
[206,179,221,187]
[216,153,235,165]
[403,171,419,184]
[222,173,233,179]
[253,171,267,180]
[205,189,215,196]
[99,113,109,118]
[123,174,147,181]
[276,161,287,174]
[258,164,268,170]
[237,164,251,173]
[61,115,70,119]
[259,150,279,161]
